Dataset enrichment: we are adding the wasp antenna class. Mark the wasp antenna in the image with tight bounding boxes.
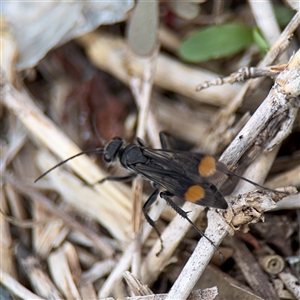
[34,148,104,183]
[227,170,287,194]
[91,117,107,146]
[94,129,107,146]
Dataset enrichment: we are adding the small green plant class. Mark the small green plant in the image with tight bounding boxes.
[178,23,255,63]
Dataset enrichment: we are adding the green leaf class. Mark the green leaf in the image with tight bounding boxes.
[252,28,269,53]
[274,5,295,27]
[178,23,254,63]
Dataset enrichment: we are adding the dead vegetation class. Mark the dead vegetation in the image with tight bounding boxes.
[1,2,300,300]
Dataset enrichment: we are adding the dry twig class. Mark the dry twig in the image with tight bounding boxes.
[164,48,300,300]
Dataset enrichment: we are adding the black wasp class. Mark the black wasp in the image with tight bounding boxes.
[35,133,280,249]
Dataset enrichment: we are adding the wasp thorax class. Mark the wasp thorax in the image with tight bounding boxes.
[126,147,148,165]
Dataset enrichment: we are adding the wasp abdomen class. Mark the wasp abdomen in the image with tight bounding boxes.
[198,156,217,177]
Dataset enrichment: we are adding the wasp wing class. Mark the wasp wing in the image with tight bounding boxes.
[130,151,228,209]
[143,148,228,181]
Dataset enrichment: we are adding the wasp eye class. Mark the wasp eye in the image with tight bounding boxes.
[104,153,112,162]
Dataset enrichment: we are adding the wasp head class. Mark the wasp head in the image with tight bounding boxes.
[103,137,125,163]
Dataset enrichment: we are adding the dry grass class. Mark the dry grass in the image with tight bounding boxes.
[1,4,300,300]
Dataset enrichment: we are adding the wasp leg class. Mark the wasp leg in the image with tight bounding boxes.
[142,189,164,254]
[160,191,220,254]
[136,137,146,147]
[136,132,169,149]
[142,189,161,236]
[159,132,169,150]
[96,173,137,184]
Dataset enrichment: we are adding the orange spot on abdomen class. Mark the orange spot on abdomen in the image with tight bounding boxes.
[184,185,205,202]
[198,156,216,177]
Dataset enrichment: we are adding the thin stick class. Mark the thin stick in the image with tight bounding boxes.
[165,48,300,300]
[0,269,45,300]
